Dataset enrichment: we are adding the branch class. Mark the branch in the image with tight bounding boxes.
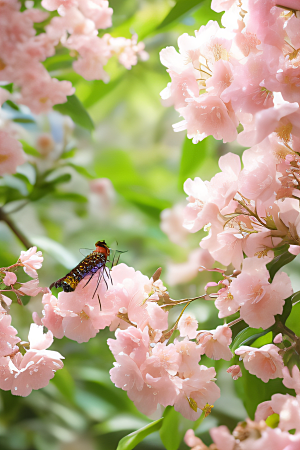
[0,207,32,249]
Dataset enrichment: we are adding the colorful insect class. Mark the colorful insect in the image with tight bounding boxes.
[49,240,120,296]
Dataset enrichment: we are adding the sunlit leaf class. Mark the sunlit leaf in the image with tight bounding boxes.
[53,95,94,131]
[116,418,163,450]
[157,0,205,29]
[67,163,94,179]
[231,327,271,352]
[160,407,194,450]
[267,251,296,281]
[179,136,215,190]
[19,140,41,157]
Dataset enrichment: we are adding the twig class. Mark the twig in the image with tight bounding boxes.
[0,207,32,249]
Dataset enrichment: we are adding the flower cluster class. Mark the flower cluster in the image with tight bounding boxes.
[160,1,300,146]
[34,263,240,418]
[184,366,300,450]
[0,0,147,115]
[0,247,63,396]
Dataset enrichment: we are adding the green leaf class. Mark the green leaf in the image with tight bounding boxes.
[5,100,19,111]
[178,136,213,190]
[267,251,296,281]
[53,95,94,131]
[19,140,41,157]
[83,76,123,109]
[13,117,35,124]
[286,301,300,336]
[67,163,94,179]
[231,327,270,352]
[2,83,13,93]
[116,418,164,450]
[51,368,75,402]
[157,0,205,29]
[46,173,72,185]
[160,407,193,450]
[235,365,293,419]
[275,295,292,325]
[51,192,87,203]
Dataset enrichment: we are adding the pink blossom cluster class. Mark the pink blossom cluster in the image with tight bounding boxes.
[36,263,240,417]
[0,247,63,396]
[43,0,148,82]
[160,1,300,147]
[183,148,300,270]
[0,1,74,114]
[184,365,300,450]
[0,1,147,115]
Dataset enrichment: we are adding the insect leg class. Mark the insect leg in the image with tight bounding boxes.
[97,294,102,310]
[92,268,104,298]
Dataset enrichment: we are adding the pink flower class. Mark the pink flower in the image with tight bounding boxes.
[230,257,293,329]
[178,314,198,339]
[184,429,205,449]
[90,178,115,210]
[19,246,43,278]
[19,279,49,297]
[274,333,283,344]
[160,66,200,110]
[166,249,214,286]
[41,0,77,11]
[183,177,219,232]
[160,203,189,246]
[41,293,65,339]
[78,0,113,29]
[0,131,26,175]
[0,314,20,357]
[255,393,300,433]
[174,94,238,144]
[18,75,75,114]
[235,344,283,383]
[210,426,236,450]
[196,325,233,361]
[70,35,111,82]
[173,365,220,420]
[175,338,202,377]
[215,286,239,318]
[283,365,300,395]
[238,93,300,147]
[108,326,149,368]
[3,272,17,286]
[227,365,242,380]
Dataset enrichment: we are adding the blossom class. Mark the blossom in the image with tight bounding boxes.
[3,272,17,286]
[0,314,20,357]
[196,325,233,361]
[235,344,284,383]
[282,365,300,395]
[230,257,293,329]
[160,203,189,245]
[19,247,43,278]
[174,94,238,144]
[0,324,64,397]
[19,279,49,297]
[173,365,220,420]
[255,393,300,433]
[178,314,198,339]
[0,131,26,176]
[227,365,242,380]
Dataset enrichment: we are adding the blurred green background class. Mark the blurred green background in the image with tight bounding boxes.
[0,0,270,448]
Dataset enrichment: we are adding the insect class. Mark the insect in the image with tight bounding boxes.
[49,240,120,296]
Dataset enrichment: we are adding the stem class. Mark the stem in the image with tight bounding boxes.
[0,207,32,249]
[227,317,243,327]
